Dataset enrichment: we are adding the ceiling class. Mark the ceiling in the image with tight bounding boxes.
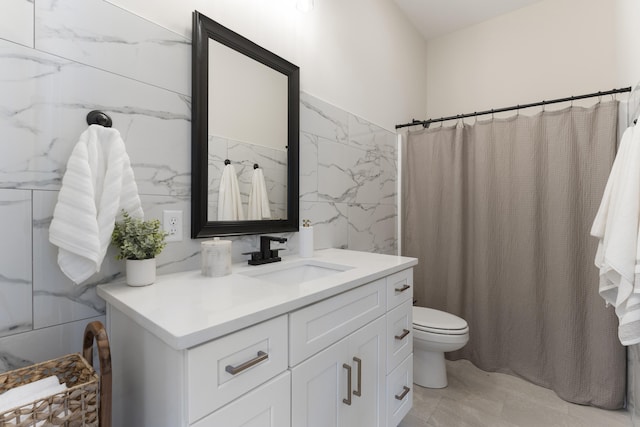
[392,0,545,40]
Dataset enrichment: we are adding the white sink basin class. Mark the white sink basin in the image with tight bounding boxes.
[240,260,353,285]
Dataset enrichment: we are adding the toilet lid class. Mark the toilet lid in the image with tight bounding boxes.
[413,307,468,333]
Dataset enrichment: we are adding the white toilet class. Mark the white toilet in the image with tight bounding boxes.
[412,306,469,388]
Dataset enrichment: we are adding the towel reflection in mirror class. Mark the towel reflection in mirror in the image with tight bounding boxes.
[217,162,244,221]
[217,161,272,221]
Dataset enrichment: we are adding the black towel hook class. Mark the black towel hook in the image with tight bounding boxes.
[224,159,231,165]
[86,110,113,128]
[253,163,259,169]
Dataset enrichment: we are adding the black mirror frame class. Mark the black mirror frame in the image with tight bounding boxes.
[191,11,300,238]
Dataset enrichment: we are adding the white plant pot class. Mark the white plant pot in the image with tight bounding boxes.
[126,258,156,287]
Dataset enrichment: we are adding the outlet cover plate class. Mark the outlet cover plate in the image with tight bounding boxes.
[163,210,183,242]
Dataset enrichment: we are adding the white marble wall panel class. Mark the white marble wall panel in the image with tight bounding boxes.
[300,92,348,144]
[348,203,397,255]
[317,139,360,203]
[1,0,34,48]
[349,144,397,205]
[298,202,349,250]
[0,189,32,338]
[32,191,106,329]
[0,316,104,373]
[35,0,190,96]
[349,114,396,156]
[300,132,318,202]
[139,195,201,274]
[348,115,397,205]
[0,40,190,196]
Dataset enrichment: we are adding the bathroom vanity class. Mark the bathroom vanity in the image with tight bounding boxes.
[97,249,417,427]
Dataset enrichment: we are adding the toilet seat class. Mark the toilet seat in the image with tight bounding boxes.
[413,307,469,336]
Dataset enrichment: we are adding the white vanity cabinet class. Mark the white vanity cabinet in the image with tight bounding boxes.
[291,316,386,427]
[290,279,387,427]
[107,309,290,427]
[98,249,417,427]
[289,269,414,427]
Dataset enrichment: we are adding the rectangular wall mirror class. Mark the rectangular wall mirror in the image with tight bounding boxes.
[191,11,299,238]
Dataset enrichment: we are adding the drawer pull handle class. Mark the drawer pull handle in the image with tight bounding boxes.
[343,363,352,405]
[395,329,410,340]
[395,386,411,401]
[395,284,411,293]
[353,357,362,397]
[225,351,269,375]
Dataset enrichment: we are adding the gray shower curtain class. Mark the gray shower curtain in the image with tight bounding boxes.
[402,101,625,409]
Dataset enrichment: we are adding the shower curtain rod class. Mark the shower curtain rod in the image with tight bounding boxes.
[395,86,632,129]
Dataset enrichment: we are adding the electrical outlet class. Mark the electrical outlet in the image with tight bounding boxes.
[163,210,183,242]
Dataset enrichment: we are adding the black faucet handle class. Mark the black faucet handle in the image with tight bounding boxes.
[242,251,262,262]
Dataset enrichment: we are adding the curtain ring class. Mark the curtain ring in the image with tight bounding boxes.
[542,101,546,113]
[516,105,520,117]
[491,109,495,120]
[439,118,443,128]
[598,91,602,104]
[474,112,478,124]
[570,96,574,108]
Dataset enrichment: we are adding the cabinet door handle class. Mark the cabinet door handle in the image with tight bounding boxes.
[395,329,410,340]
[395,386,411,401]
[353,357,362,397]
[342,363,352,405]
[394,284,411,293]
[225,351,269,375]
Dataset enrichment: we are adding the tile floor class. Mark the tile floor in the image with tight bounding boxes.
[399,359,630,427]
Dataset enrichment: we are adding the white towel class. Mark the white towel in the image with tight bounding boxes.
[0,375,67,414]
[591,125,640,345]
[217,164,244,221]
[49,125,144,285]
[247,168,271,220]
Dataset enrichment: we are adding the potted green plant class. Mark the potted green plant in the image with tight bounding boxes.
[111,210,167,286]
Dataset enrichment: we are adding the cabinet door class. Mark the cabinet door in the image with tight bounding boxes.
[291,337,349,427]
[345,316,387,427]
[192,371,290,427]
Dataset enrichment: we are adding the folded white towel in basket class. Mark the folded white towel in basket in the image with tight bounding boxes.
[0,375,67,415]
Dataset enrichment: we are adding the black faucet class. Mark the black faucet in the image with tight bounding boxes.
[245,236,288,265]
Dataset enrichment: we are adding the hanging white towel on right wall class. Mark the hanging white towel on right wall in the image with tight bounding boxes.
[591,124,640,345]
[248,168,271,220]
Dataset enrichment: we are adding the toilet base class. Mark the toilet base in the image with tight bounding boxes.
[413,348,448,389]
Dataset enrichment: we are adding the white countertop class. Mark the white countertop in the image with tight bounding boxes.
[97,248,417,350]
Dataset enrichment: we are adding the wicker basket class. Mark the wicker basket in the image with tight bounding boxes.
[0,321,111,427]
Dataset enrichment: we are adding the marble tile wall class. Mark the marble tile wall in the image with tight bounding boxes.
[0,0,398,373]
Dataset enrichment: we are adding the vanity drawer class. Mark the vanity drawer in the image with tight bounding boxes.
[192,371,291,427]
[387,354,413,427]
[289,279,386,366]
[386,269,413,310]
[387,299,412,374]
[187,315,288,424]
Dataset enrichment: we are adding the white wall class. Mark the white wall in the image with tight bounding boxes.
[107,0,427,132]
[425,0,639,121]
